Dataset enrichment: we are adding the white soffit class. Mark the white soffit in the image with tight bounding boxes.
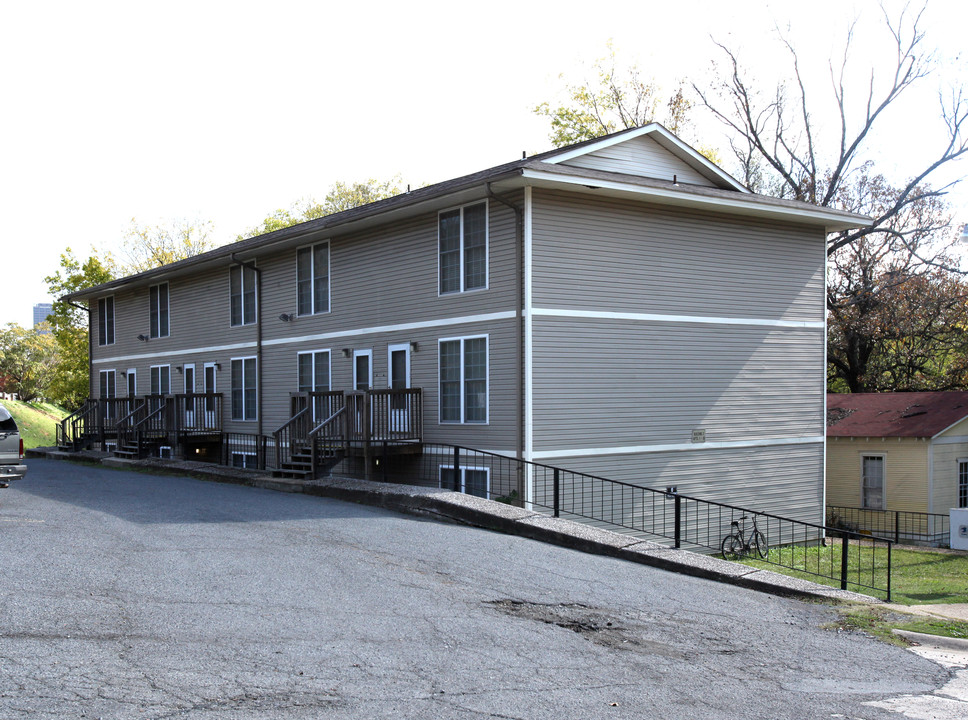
[520,169,870,232]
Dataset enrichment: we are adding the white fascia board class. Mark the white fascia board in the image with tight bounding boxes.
[931,415,968,440]
[520,168,870,231]
[541,123,750,193]
[543,124,662,164]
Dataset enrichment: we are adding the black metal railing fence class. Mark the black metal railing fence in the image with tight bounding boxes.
[358,444,893,599]
[827,505,950,546]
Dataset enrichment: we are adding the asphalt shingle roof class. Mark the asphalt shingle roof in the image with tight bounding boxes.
[826,392,968,438]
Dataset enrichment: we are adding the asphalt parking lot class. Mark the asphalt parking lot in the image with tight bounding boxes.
[0,458,955,719]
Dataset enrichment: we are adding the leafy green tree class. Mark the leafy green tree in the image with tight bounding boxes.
[118,218,217,273]
[0,323,58,402]
[43,249,116,409]
[240,177,403,239]
[533,42,704,153]
[825,164,968,392]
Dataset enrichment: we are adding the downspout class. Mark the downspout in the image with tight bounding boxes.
[231,254,263,444]
[486,183,525,461]
[67,300,93,401]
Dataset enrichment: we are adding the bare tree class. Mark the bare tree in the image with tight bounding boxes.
[694,3,967,257]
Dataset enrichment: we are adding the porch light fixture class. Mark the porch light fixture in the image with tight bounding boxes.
[342,348,352,358]
[137,334,148,342]
[175,366,183,374]
[214,363,221,371]
[409,341,419,353]
[279,313,294,322]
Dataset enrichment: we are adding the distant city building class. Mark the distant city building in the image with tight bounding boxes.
[32,302,53,332]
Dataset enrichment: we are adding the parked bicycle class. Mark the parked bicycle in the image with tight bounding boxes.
[721,515,769,560]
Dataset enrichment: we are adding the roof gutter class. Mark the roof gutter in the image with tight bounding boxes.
[520,168,871,232]
[486,182,525,462]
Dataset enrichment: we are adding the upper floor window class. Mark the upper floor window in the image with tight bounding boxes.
[97,296,115,346]
[297,242,329,316]
[149,283,169,338]
[439,335,488,424]
[439,201,487,295]
[230,264,257,326]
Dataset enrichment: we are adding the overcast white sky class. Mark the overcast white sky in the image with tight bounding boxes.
[2,0,965,327]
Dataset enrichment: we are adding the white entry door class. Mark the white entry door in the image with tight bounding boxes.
[203,362,218,428]
[353,349,372,435]
[387,344,411,433]
[183,364,196,427]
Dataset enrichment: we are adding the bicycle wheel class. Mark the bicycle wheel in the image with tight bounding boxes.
[721,534,743,560]
[752,530,768,559]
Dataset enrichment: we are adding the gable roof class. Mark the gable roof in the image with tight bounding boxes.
[537,123,750,192]
[826,392,968,438]
[64,124,871,302]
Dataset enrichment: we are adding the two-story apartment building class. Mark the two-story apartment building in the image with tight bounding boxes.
[61,124,868,525]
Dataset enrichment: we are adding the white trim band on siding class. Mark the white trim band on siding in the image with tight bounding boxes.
[532,307,824,329]
[521,168,866,230]
[91,310,518,365]
[530,435,825,460]
[930,435,968,446]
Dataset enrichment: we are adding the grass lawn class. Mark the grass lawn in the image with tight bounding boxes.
[737,542,968,605]
[1,399,69,448]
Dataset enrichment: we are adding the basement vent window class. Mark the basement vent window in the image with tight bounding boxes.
[232,452,257,469]
[158,446,173,460]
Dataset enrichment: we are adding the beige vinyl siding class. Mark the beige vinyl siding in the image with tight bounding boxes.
[256,318,519,450]
[532,317,824,450]
[534,443,825,534]
[560,135,716,187]
[930,440,968,512]
[825,437,930,511]
[531,189,824,323]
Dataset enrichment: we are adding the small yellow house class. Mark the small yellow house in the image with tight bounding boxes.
[827,392,968,514]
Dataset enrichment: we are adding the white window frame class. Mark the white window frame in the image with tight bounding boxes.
[126,368,137,398]
[148,364,171,414]
[861,454,886,510]
[387,343,411,390]
[296,241,331,316]
[149,282,170,338]
[438,335,489,424]
[231,451,257,469]
[438,200,489,295]
[353,349,373,391]
[97,296,115,346]
[231,356,258,421]
[99,369,116,400]
[229,263,258,327]
[439,465,491,498]
[183,363,196,394]
[296,349,332,393]
[959,458,968,509]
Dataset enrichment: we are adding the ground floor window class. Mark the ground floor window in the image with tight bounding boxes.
[439,465,490,499]
[959,460,968,509]
[99,369,116,419]
[438,336,487,424]
[231,357,257,420]
[862,455,885,510]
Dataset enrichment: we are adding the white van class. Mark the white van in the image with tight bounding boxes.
[0,403,27,487]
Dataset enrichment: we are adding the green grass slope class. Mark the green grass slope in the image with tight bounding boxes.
[1,399,68,449]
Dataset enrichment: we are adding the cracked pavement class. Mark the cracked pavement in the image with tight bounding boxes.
[0,459,954,718]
